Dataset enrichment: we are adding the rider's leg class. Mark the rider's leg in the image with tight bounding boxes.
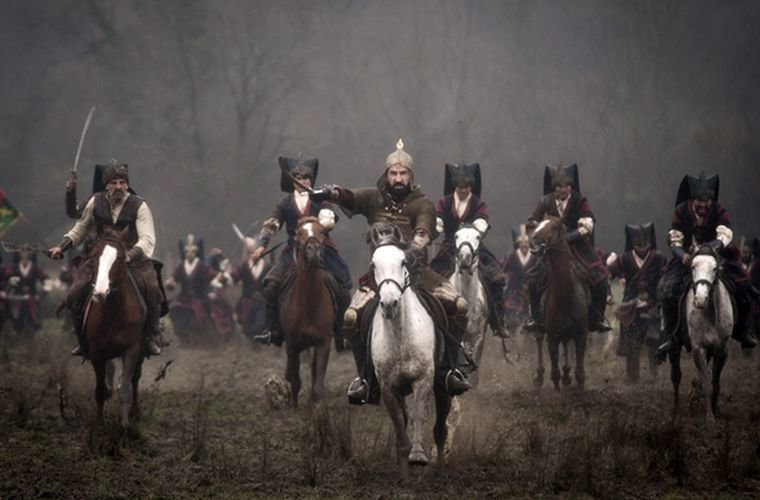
[429,277,471,396]
[589,279,613,332]
[253,280,282,345]
[68,258,93,357]
[333,285,351,352]
[733,286,758,349]
[132,258,164,356]
[655,297,680,361]
[489,279,509,338]
[346,286,376,404]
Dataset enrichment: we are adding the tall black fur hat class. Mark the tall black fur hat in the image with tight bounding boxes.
[444,163,482,197]
[279,156,319,193]
[624,222,656,251]
[543,163,580,195]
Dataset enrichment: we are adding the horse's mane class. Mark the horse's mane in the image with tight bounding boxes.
[694,244,718,258]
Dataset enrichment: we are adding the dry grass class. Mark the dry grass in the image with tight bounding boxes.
[2,314,760,497]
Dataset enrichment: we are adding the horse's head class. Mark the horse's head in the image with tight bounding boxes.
[530,217,564,256]
[691,245,719,309]
[372,244,410,320]
[91,226,129,303]
[295,217,326,268]
[454,225,482,274]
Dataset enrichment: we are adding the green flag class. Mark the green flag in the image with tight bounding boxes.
[0,189,20,237]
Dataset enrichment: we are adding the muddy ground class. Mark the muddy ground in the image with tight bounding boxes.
[2,309,760,499]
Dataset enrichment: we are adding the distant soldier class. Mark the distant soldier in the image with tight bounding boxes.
[206,248,236,339]
[501,225,538,330]
[607,222,667,382]
[232,237,274,340]
[165,235,215,339]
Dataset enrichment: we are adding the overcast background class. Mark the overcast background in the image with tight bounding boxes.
[1,0,759,276]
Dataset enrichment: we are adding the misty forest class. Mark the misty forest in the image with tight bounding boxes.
[2,0,760,498]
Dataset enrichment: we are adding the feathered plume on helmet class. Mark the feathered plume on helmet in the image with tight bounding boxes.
[511,224,530,248]
[543,163,580,195]
[279,156,319,193]
[179,233,204,260]
[675,171,719,206]
[444,162,482,197]
[385,139,413,170]
[624,222,656,251]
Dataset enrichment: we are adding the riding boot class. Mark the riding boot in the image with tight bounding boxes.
[589,280,613,333]
[732,296,758,349]
[144,300,163,357]
[525,284,544,333]
[655,300,680,362]
[253,281,282,346]
[347,333,370,405]
[70,308,88,357]
[489,281,509,338]
[437,321,472,396]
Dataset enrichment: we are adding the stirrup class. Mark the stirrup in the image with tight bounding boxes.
[445,369,471,396]
[145,339,162,356]
[252,330,273,345]
[71,345,85,357]
[347,377,368,405]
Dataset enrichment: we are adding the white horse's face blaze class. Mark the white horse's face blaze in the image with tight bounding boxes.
[692,254,717,309]
[372,245,408,320]
[93,244,118,302]
[530,219,553,253]
[455,227,481,272]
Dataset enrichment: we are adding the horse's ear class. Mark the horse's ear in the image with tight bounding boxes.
[119,226,130,241]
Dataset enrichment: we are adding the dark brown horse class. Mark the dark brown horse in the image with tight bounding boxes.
[84,226,146,427]
[278,217,335,405]
[530,217,590,390]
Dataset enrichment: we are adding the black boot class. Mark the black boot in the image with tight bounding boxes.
[144,299,164,357]
[589,280,612,333]
[347,334,369,405]
[440,327,472,396]
[333,286,351,352]
[733,297,758,349]
[253,282,282,346]
[70,309,88,357]
[655,300,679,363]
[525,284,544,333]
[489,281,510,338]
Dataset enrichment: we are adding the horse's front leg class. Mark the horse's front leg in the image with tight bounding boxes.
[310,342,331,403]
[547,336,561,390]
[692,347,712,423]
[285,345,302,407]
[575,332,587,391]
[534,334,545,387]
[669,350,681,415]
[561,341,572,386]
[93,359,109,425]
[711,347,728,419]
[120,347,140,428]
[433,391,453,469]
[382,388,412,482]
[130,356,144,422]
[408,375,432,466]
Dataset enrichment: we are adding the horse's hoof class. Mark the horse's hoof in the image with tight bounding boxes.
[408,450,429,467]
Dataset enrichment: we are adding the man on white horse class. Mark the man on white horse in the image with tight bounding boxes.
[309,139,472,403]
[525,163,612,333]
[656,172,757,359]
[430,162,508,338]
[49,160,167,358]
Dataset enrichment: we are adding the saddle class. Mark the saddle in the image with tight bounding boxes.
[357,286,452,405]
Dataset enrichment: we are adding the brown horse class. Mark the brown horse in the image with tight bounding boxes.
[84,226,146,427]
[278,217,335,406]
[530,217,590,390]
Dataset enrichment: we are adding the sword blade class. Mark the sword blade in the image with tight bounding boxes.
[71,106,96,176]
[231,223,245,242]
[0,241,49,255]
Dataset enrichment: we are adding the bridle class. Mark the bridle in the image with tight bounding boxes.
[373,245,411,295]
[456,240,479,273]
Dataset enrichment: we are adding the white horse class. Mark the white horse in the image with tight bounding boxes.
[449,225,489,386]
[370,240,452,480]
[669,245,733,422]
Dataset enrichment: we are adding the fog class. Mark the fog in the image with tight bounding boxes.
[2,0,759,275]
